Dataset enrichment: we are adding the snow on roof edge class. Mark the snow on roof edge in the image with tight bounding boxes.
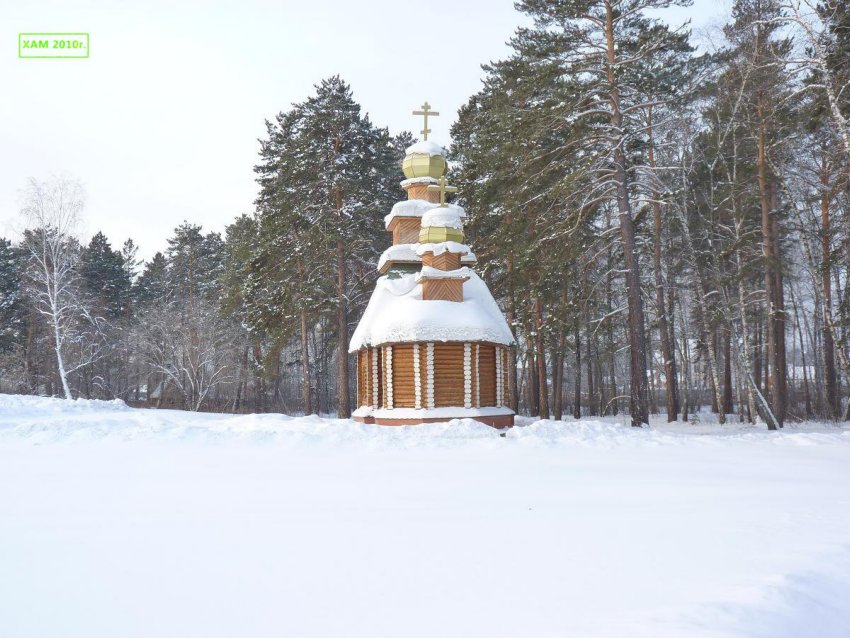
[349,272,515,352]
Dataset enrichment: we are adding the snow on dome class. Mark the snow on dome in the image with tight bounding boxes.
[405,140,447,157]
[415,241,470,257]
[348,272,515,352]
[421,207,464,230]
[378,244,420,271]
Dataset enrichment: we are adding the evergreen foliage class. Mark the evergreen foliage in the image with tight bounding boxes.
[0,238,24,354]
[2,21,848,423]
[80,232,130,319]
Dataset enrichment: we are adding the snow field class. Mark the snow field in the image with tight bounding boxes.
[1,395,850,637]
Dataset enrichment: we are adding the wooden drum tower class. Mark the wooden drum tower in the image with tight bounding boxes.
[350,103,515,427]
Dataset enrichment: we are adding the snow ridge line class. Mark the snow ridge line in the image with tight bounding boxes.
[2,395,850,449]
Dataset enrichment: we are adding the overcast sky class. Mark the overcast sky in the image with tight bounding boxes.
[1,0,727,261]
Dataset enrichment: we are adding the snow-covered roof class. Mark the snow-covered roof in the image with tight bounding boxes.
[349,272,515,352]
[379,243,476,270]
[384,201,467,228]
[421,207,464,230]
[384,199,434,227]
[377,244,420,271]
[406,140,447,156]
[416,241,470,257]
[416,266,472,282]
[400,177,439,188]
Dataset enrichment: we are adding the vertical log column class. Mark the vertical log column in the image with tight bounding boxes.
[371,348,377,407]
[475,344,481,408]
[503,347,508,406]
[413,343,422,409]
[463,343,472,408]
[365,351,370,407]
[496,346,503,407]
[384,346,394,409]
[426,343,435,408]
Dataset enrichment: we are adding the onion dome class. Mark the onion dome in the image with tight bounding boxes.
[402,140,448,179]
[419,204,464,244]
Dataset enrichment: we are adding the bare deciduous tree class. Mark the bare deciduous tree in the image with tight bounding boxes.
[20,176,103,399]
[138,300,236,411]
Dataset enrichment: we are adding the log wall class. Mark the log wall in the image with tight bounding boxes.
[357,349,369,407]
[434,343,466,407]
[391,344,417,408]
[478,344,496,406]
[358,342,512,411]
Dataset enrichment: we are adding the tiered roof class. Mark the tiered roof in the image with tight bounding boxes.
[349,115,514,352]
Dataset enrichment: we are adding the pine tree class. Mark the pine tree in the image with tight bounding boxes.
[250,108,330,412]
[134,252,169,306]
[120,239,141,315]
[817,0,850,151]
[725,0,795,427]
[80,232,130,319]
[250,76,400,417]
[452,53,594,418]
[0,238,24,354]
[164,222,223,303]
[482,0,696,425]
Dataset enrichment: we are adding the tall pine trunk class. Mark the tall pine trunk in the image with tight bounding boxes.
[605,0,649,426]
[588,329,599,416]
[301,308,312,415]
[506,253,520,413]
[757,110,785,428]
[573,324,582,419]
[551,329,565,421]
[790,286,813,418]
[336,237,350,418]
[534,298,550,419]
[648,108,679,421]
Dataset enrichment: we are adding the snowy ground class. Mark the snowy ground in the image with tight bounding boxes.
[2,395,850,638]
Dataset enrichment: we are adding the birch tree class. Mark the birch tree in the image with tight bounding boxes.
[20,176,103,399]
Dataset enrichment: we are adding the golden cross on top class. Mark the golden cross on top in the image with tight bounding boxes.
[413,101,439,141]
[427,176,458,207]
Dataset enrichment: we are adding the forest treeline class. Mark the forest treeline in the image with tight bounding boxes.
[1,0,848,427]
